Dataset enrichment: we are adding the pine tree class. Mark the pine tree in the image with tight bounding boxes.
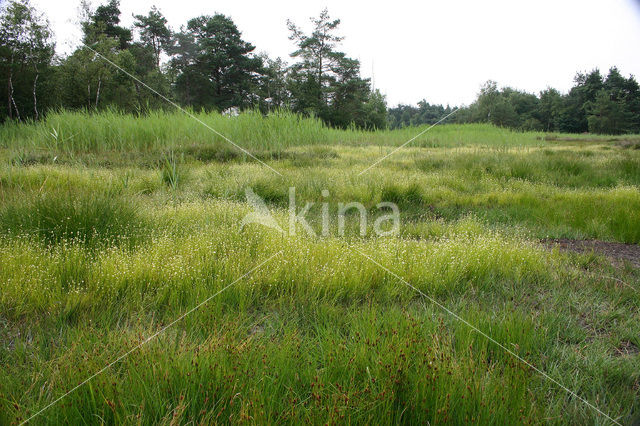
[170,14,263,110]
[133,6,172,70]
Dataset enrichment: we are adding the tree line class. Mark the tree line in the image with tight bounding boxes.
[1,0,638,134]
[390,69,640,135]
[0,0,386,129]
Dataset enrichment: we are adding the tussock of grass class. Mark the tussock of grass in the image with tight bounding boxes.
[160,151,186,190]
[0,190,147,247]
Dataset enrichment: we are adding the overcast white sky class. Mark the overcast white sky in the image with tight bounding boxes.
[30,0,640,106]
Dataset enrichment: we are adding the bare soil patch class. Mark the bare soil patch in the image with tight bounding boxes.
[544,238,640,268]
[614,340,640,357]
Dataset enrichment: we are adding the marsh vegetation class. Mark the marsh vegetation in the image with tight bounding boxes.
[0,112,639,424]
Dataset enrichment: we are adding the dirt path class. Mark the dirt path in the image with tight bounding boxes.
[544,239,640,268]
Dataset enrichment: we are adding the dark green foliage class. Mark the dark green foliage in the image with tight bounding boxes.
[445,69,639,135]
[0,0,55,121]
[286,8,342,118]
[286,9,386,129]
[81,0,132,49]
[170,14,264,110]
[538,88,563,131]
[256,55,290,111]
[587,90,629,135]
[473,81,520,128]
[133,6,172,70]
[56,38,138,111]
[361,89,388,129]
[393,68,640,135]
[388,101,455,129]
[586,68,640,134]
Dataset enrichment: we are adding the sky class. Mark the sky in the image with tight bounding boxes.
[29,0,640,107]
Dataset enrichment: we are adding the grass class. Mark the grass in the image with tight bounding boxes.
[0,110,639,424]
[0,189,147,247]
[0,109,553,153]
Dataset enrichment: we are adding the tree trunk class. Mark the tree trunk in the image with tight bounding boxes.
[134,81,142,110]
[7,72,12,120]
[7,53,14,120]
[95,76,101,109]
[318,48,323,106]
[32,69,39,121]
[318,29,325,107]
[154,36,160,70]
[8,72,20,121]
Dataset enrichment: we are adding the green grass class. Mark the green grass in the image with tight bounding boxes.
[0,109,555,153]
[0,111,639,424]
[0,189,147,247]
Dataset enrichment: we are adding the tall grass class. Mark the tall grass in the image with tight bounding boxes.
[0,109,329,152]
[0,108,552,153]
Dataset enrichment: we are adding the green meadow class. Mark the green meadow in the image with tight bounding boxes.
[1,110,639,424]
